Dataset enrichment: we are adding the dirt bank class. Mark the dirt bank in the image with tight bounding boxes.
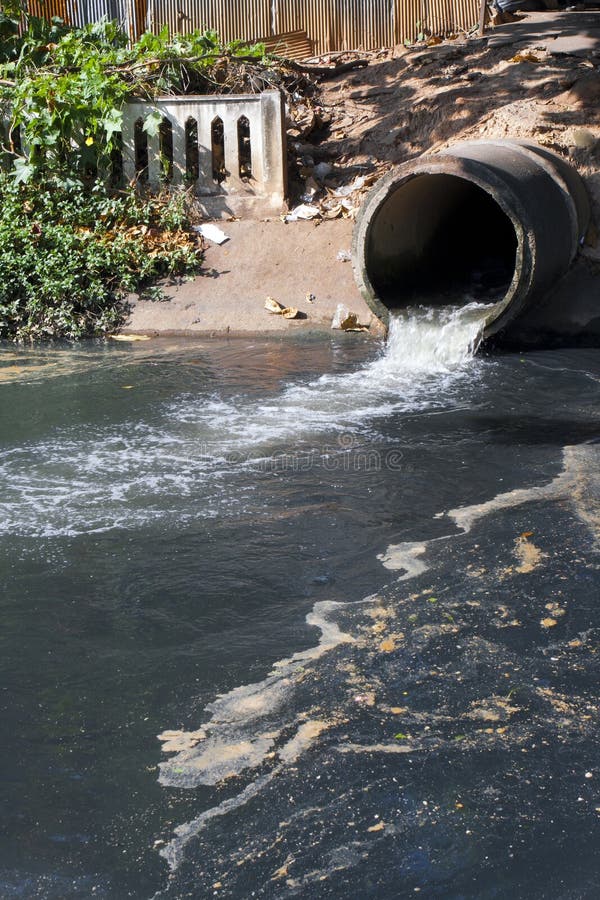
[125,10,600,340]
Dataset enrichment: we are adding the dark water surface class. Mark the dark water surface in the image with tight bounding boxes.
[0,330,599,899]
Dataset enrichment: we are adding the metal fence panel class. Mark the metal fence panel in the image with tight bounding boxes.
[453,0,480,34]
[346,0,395,50]
[394,0,421,45]
[23,0,480,52]
[275,0,394,54]
[149,0,271,42]
[394,0,478,43]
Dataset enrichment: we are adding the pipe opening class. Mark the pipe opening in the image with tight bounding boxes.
[366,174,518,311]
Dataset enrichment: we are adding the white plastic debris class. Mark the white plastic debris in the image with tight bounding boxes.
[336,249,352,262]
[284,204,320,223]
[193,223,230,245]
[333,175,366,198]
[331,303,350,329]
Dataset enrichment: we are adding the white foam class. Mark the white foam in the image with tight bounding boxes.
[449,443,600,539]
[155,598,357,869]
[377,542,429,579]
[158,770,279,873]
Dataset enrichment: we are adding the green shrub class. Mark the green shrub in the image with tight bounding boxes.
[0,176,202,340]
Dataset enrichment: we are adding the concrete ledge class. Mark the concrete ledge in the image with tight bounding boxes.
[125,218,384,337]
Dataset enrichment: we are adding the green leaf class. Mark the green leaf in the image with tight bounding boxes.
[142,110,163,138]
[102,107,122,140]
[12,157,34,184]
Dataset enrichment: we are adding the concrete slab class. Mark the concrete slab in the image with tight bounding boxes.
[125,218,382,337]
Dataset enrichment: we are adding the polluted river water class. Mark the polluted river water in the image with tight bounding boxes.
[0,305,599,898]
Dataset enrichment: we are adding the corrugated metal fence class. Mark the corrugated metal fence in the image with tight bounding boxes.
[23,0,480,51]
[151,0,272,43]
[27,0,141,42]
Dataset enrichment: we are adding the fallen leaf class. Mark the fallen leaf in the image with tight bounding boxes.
[367,821,385,832]
[541,617,558,628]
[265,297,285,314]
[339,311,369,332]
[510,52,540,63]
[545,602,566,617]
[340,313,358,330]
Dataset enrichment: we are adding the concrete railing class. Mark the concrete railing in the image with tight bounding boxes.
[122,90,287,217]
[1,90,287,218]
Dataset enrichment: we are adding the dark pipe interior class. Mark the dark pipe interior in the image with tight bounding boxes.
[367,174,518,309]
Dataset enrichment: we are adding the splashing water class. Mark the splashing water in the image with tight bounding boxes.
[380,303,490,372]
[172,303,491,444]
[0,303,490,538]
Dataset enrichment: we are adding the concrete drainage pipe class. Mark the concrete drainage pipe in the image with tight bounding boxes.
[352,140,591,338]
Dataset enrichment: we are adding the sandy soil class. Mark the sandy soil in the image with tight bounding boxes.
[125,10,600,338]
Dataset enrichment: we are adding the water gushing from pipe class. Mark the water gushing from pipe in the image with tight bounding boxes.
[371,302,490,375]
[352,140,591,340]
